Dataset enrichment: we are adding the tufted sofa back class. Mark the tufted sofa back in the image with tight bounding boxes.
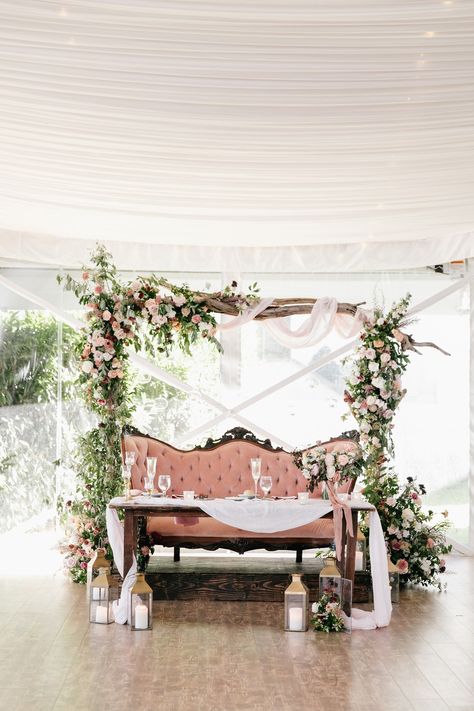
[122,430,360,498]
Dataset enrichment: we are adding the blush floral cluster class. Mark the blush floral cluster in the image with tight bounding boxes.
[362,472,452,588]
[296,445,363,493]
[311,593,346,633]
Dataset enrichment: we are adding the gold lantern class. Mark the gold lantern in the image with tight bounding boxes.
[89,567,118,624]
[387,556,400,603]
[86,547,109,600]
[355,526,367,571]
[319,555,352,631]
[284,573,309,632]
[130,573,153,630]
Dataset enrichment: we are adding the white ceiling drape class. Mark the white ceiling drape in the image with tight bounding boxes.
[0,0,473,270]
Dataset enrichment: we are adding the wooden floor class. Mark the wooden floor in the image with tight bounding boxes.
[1,550,474,711]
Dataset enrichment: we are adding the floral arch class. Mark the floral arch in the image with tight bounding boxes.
[60,245,451,587]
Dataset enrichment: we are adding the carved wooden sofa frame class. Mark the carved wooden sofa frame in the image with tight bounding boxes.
[122,426,360,564]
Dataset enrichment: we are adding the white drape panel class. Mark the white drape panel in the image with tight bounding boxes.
[0,1,473,270]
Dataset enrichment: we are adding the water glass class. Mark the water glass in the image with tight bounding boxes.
[158,474,171,497]
[260,475,272,498]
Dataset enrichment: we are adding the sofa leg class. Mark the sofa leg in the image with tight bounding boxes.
[173,546,180,562]
[295,548,303,564]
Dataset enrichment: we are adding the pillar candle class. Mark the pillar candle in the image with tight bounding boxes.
[355,551,364,571]
[134,604,149,629]
[95,605,109,624]
[288,607,304,631]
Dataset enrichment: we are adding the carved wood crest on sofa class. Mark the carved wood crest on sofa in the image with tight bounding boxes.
[122,426,360,564]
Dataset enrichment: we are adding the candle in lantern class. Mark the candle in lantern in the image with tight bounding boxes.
[355,551,364,571]
[95,605,109,624]
[288,607,304,631]
[134,604,149,630]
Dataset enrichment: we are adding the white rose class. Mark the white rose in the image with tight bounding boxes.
[324,453,335,466]
[372,377,385,390]
[360,421,371,433]
[365,348,376,360]
[386,497,396,507]
[401,508,415,522]
[380,352,391,363]
[371,436,381,447]
[366,395,376,406]
[376,317,385,326]
[349,375,359,386]
[102,352,113,361]
[326,466,336,479]
[81,360,93,373]
[311,602,318,613]
[337,454,349,467]
[368,361,379,373]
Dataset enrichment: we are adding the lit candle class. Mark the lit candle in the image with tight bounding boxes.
[355,551,364,571]
[95,605,109,624]
[288,607,304,631]
[134,604,149,630]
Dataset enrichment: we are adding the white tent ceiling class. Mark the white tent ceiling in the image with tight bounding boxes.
[0,0,473,271]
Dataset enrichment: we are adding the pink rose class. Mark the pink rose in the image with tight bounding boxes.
[102,310,112,321]
[391,540,401,550]
[426,538,435,549]
[191,314,201,324]
[82,271,89,280]
[94,284,103,294]
[392,329,404,342]
[396,559,409,573]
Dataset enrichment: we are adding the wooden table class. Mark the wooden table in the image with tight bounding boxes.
[109,499,367,585]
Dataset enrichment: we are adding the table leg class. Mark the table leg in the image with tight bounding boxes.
[123,509,136,578]
[339,514,347,575]
[345,510,358,586]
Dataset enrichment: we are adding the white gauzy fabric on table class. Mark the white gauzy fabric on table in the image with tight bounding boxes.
[106,496,391,629]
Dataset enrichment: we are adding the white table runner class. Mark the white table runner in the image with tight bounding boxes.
[106,496,391,630]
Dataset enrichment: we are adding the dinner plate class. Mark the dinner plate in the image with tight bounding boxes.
[225,494,255,500]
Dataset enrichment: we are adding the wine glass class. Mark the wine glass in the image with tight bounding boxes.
[158,474,171,497]
[146,457,157,477]
[260,475,272,498]
[250,458,261,499]
[125,450,136,469]
[144,476,154,497]
[122,465,132,500]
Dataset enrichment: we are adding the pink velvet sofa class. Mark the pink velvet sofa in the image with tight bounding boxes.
[122,427,360,563]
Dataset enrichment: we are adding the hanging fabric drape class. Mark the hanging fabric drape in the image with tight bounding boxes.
[217,296,367,347]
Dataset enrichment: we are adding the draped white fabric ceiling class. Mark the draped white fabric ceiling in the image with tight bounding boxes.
[0,0,473,270]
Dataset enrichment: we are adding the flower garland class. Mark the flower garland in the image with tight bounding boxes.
[59,245,259,581]
[343,295,451,588]
[343,295,412,467]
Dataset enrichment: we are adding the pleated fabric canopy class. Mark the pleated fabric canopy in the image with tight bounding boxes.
[0,0,473,270]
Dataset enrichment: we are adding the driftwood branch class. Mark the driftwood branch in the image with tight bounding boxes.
[402,335,451,357]
[158,279,449,355]
[202,295,362,320]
